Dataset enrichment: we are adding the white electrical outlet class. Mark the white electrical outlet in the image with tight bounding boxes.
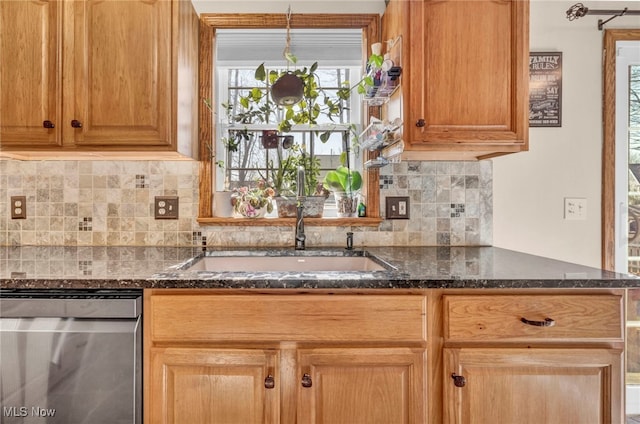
[564,198,587,220]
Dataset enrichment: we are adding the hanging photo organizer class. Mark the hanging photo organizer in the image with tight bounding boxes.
[360,117,404,170]
[360,36,404,170]
[362,36,403,107]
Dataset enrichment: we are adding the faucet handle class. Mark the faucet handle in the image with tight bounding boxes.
[295,203,306,250]
[346,232,354,250]
[297,165,305,197]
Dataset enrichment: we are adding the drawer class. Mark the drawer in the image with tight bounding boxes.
[149,294,426,343]
[444,294,623,343]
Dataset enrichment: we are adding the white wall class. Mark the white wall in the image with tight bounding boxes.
[493,1,640,267]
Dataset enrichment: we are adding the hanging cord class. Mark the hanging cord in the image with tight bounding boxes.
[283,6,294,68]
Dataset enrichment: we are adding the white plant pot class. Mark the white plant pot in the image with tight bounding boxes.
[213,191,233,217]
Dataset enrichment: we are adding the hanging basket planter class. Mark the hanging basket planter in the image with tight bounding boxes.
[261,130,280,149]
[271,72,304,106]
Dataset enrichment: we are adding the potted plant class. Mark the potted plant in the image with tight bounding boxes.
[323,152,363,217]
[230,182,275,219]
[223,52,372,219]
[266,144,328,218]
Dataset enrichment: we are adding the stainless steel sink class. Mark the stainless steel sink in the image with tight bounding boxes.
[183,252,392,272]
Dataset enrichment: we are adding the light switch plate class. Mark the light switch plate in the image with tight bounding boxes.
[154,196,179,219]
[564,197,586,220]
[10,196,27,219]
[386,196,410,219]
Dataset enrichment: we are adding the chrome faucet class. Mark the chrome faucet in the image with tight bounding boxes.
[295,165,306,250]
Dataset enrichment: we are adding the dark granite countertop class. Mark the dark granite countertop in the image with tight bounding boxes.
[1,245,638,290]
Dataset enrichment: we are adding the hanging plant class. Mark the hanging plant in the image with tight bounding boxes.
[230,61,353,144]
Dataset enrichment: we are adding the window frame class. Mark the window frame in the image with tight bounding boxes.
[196,13,382,226]
[603,30,640,269]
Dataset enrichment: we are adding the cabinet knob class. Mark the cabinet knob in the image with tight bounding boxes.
[43,120,55,129]
[71,119,83,128]
[416,119,426,128]
[264,374,275,389]
[520,317,555,327]
[451,373,466,387]
[301,373,313,388]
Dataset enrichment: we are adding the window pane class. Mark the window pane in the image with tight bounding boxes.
[216,63,363,220]
[628,65,640,276]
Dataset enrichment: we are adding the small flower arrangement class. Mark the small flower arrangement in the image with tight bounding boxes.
[231,182,275,218]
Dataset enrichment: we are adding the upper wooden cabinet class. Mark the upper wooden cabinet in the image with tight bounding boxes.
[0,0,60,148]
[0,0,198,160]
[383,0,529,160]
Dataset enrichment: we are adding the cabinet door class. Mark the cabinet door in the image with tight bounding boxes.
[444,348,623,424]
[68,0,172,148]
[149,348,279,424]
[0,0,61,147]
[297,347,426,424]
[406,0,528,154]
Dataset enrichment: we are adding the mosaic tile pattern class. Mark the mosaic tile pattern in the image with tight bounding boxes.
[1,160,199,247]
[79,217,92,231]
[0,159,492,247]
[376,161,492,246]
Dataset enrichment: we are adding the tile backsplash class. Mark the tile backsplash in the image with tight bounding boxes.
[0,159,492,247]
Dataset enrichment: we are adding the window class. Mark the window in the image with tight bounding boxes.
[197,13,382,224]
[217,63,362,217]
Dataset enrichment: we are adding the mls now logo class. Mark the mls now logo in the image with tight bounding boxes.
[3,406,56,417]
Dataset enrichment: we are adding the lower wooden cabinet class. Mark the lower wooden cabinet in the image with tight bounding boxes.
[443,348,623,424]
[145,292,428,424]
[145,290,626,424]
[148,346,425,424]
[149,348,280,424]
[442,292,625,424]
[297,348,425,423]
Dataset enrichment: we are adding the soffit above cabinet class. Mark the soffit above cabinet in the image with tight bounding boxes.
[216,29,362,66]
[192,0,386,15]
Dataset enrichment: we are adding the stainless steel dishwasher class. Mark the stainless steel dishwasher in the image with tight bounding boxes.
[0,289,142,424]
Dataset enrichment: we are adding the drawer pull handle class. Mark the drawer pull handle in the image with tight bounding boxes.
[264,374,275,389]
[43,120,55,129]
[301,373,313,388]
[520,317,555,327]
[71,119,83,128]
[451,373,466,387]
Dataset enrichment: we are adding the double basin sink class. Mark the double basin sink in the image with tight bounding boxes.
[179,250,396,273]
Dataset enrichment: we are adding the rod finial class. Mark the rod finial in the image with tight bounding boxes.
[566,2,589,21]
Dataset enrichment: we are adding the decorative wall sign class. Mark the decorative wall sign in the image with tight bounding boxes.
[529,52,562,127]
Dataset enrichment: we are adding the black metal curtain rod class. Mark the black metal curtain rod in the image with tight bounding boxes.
[566,2,640,30]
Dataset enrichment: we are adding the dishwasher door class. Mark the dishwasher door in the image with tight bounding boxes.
[0,291,141,424]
